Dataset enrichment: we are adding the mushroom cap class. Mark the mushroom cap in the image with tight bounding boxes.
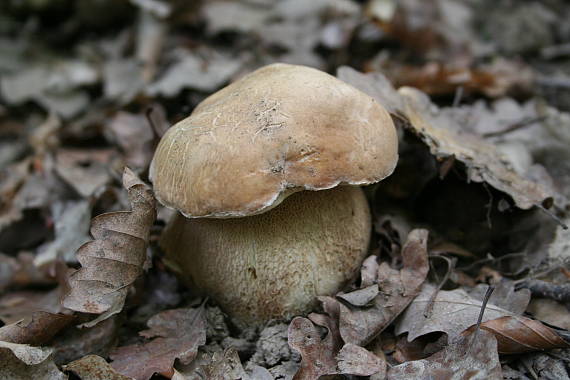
[150,63,398,218]
[160,185,371,323]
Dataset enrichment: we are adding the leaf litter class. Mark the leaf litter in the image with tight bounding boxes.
[2,0,570,378]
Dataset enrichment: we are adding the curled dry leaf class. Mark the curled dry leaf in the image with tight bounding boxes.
[337,67,552,210]
[63,167,156,326]
[464,316,570,354]
[110,306,207,380]
[387,330,502,380]
[329,228,429,346]
[0,311,75,346]
[64,355,132,380]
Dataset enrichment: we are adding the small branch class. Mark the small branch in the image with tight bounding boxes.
[424,255,457,318]
[467,285,495,355]
[482,116,547,138]
[517,279,570,304]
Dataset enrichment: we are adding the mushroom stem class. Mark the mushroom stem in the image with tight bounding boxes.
[160,186,371,323]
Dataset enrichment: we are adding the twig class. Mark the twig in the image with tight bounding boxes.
[424,255,457,318]
[467,285,495,355]
[517,279,570,304]
[457,252,526,272]
[537,204,568,230]
[482,116,547,138]
[452,86,464,108]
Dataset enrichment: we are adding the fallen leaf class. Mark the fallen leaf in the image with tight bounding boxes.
[55,148,115,198]
[336,343,385,377]
[0,311,74,346]
[63,167,155,326]
[288,316,339,380]
[330,229,429,346]
[52,316,120,365]
[337,67,553,211]
[387,330,502,380]
[288,299,384,380]
[464,316,570,354]
[64,355,132,380]
[0,342,66,380]
[146,49,244,96]
[0,287,66,324]
[395,283,527,342]
[106,111,156,171]
[527,298,570,330]
[34,200,92,266]
[0,340,54,365]
[0,159,31,232]
[399,87,552,210]
[110,306,207,380]
[200,347,249,380]
[394,281,569,353]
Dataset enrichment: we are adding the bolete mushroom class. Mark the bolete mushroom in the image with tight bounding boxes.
[151,63,398,323]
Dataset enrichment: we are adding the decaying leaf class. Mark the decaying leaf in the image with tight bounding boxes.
[55,148,116,198]
[464,316,570,354]
[336,343,386,377]
[105,111,156,171]
[396,281,570,353]
[64,355,132,380]
[0,159,31,232]
[288,299,384,380]
[0,342,66,380]
[63,167,155,325]
[396,283,527,342]
[337,66,552,211]
[110,306,207,380]
[288,315,340,380]
[387,330,502,380]
[0,311,74,346]
[200,347,253,380]
[330,228,429,346]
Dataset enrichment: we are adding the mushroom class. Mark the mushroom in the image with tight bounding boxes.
[151,63,398,323]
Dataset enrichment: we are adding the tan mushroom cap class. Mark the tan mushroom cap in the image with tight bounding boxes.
[150,63,398,218]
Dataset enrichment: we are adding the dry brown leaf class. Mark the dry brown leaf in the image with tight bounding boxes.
[394,281,569,353]
[288,299,384,380]
[336,343,386,377]
[64,355,132,380]
[200,347,251,380]
[396,283,529,342]
[464,316,570,354]
[106,111,155,171]
[288,314,339,380]
[63,167,155,326]
[55,148,116,197]
[0,159,31,232]
[0,342,66,380]
[0,311,74,346]
[110,306,207,380]
[399,87,552,210]
[387,330,502,380]
[328,229,429,346]
[337,67,552,211]
[0,287,66,324]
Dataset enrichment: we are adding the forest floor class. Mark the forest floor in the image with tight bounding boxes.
[1,0,570,379]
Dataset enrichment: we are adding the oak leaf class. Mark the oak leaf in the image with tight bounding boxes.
[110,306,207,380]
[63,167,155,326]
